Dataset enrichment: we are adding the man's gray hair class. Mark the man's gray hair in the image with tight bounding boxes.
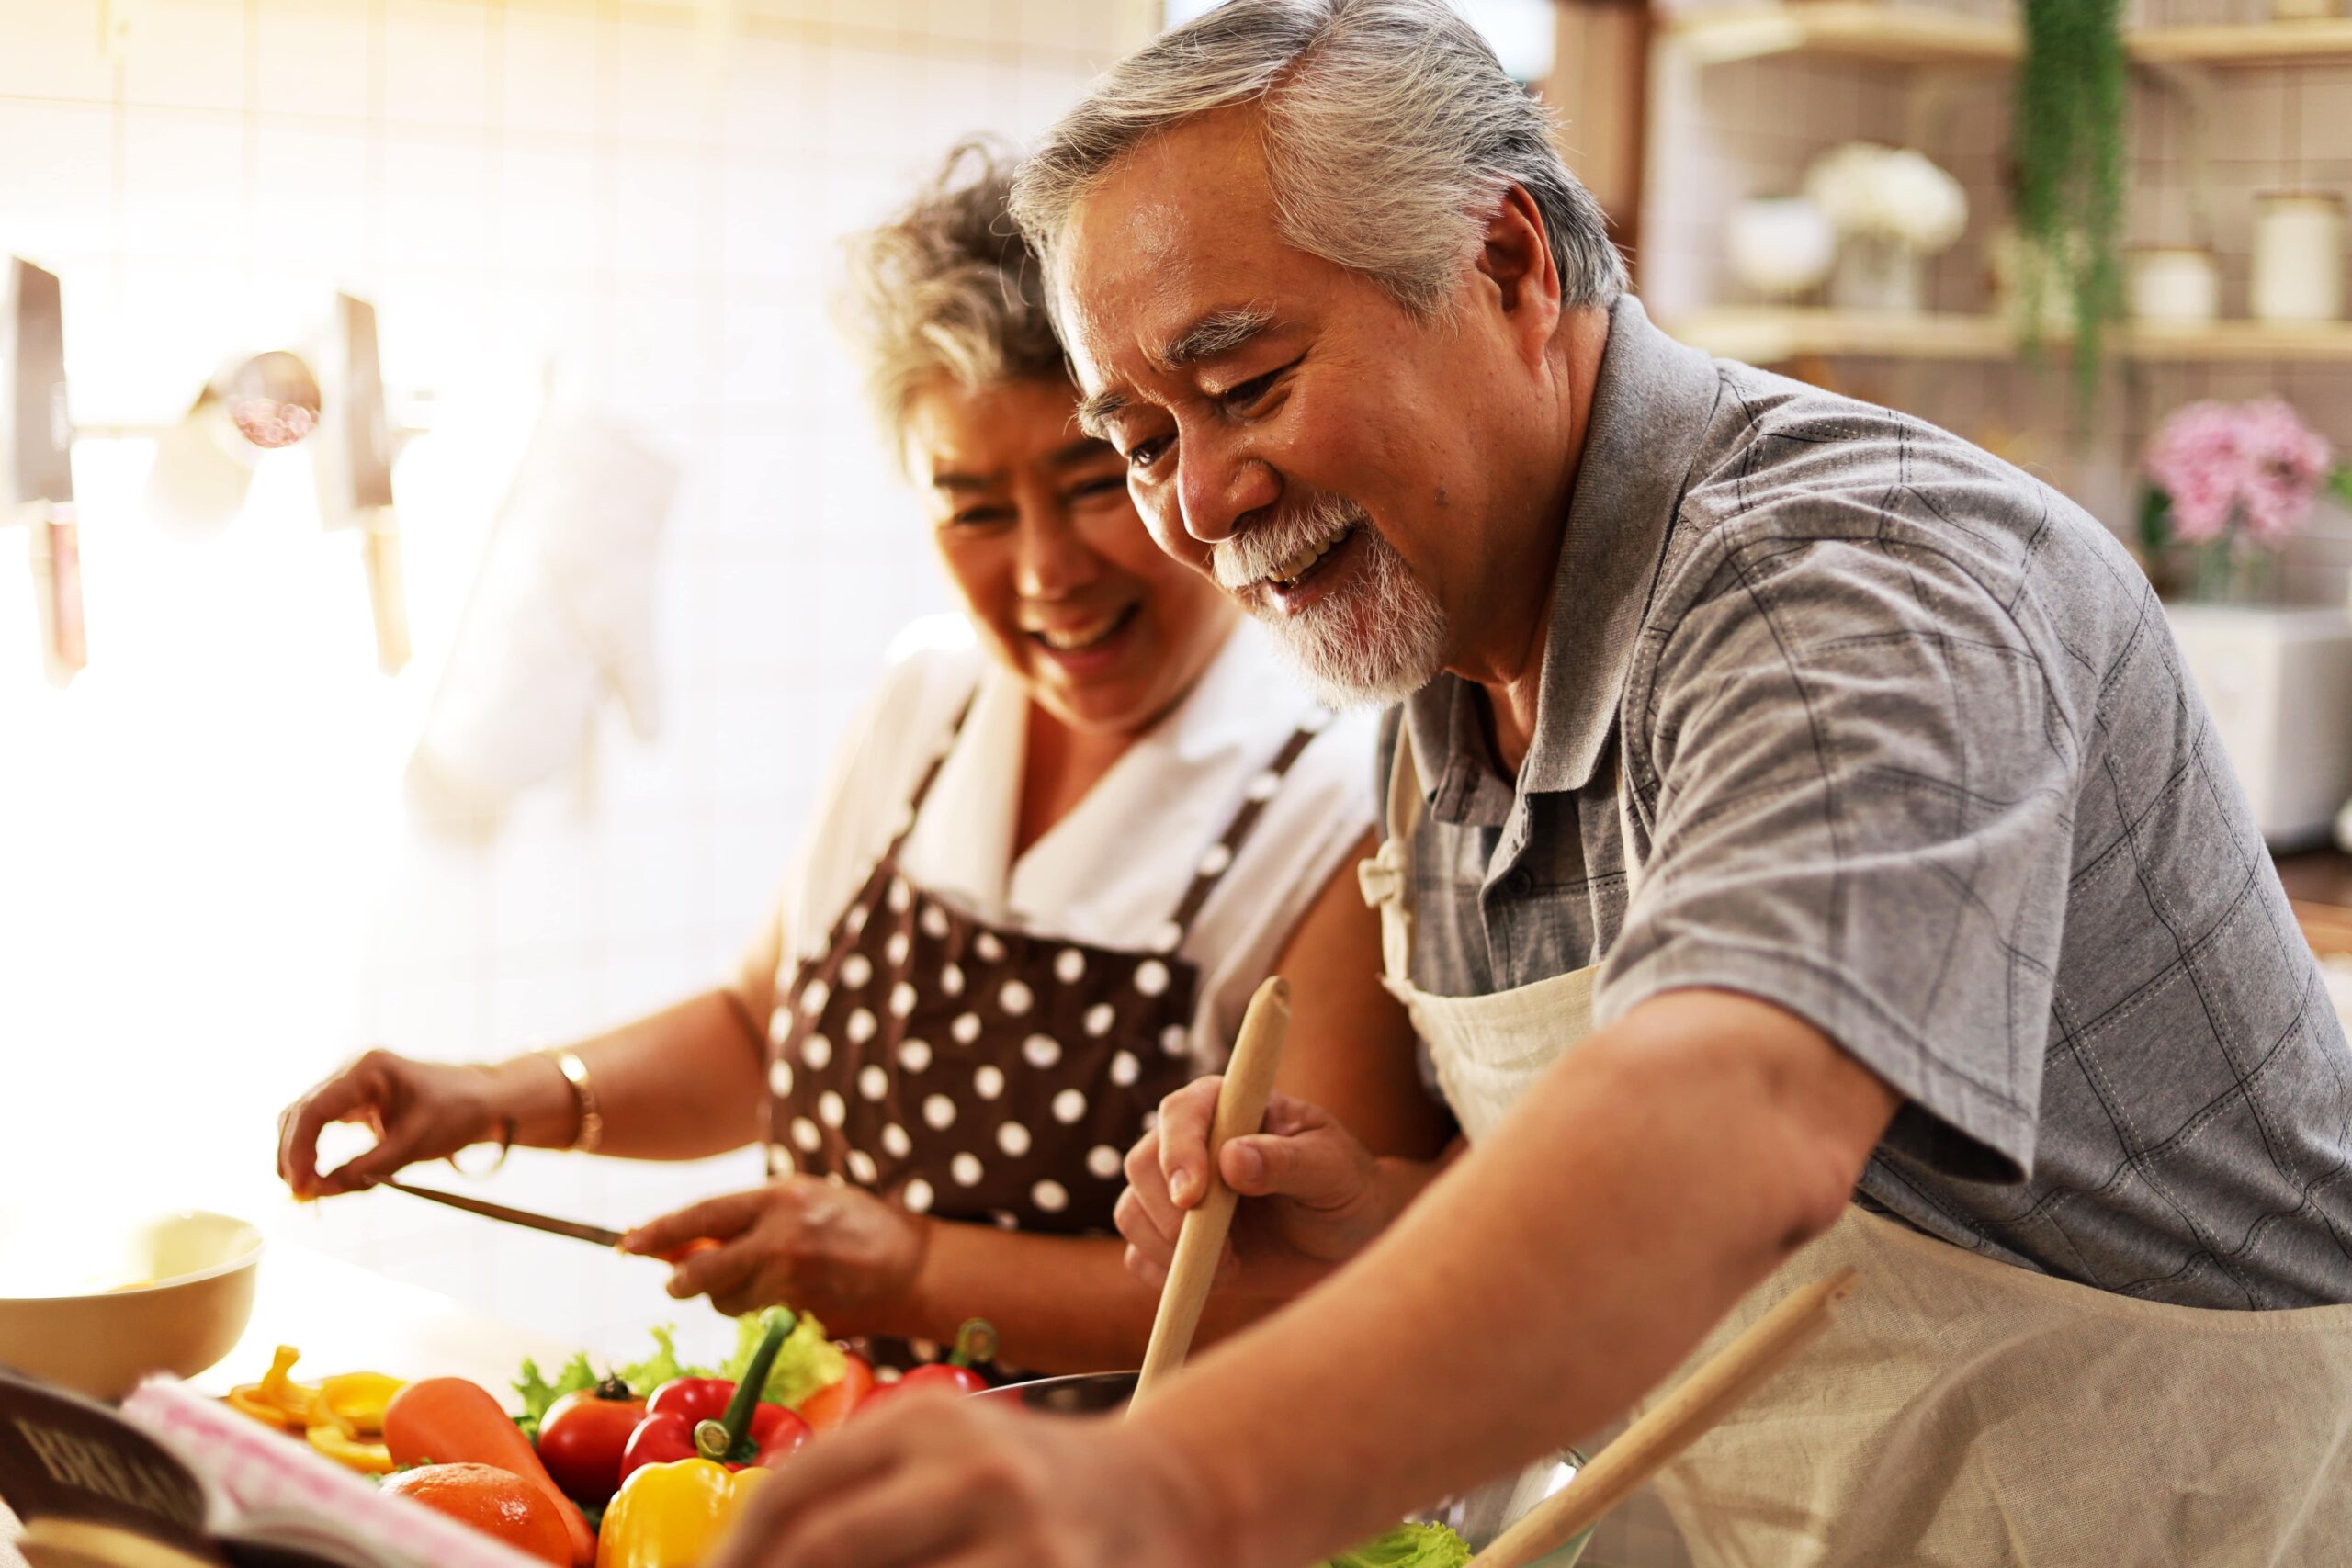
[1010,0,1628,321]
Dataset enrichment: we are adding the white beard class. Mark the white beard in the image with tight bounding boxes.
[1211,496,1448,709]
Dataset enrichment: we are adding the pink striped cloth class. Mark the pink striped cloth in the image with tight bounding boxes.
[119,1377,551,1568]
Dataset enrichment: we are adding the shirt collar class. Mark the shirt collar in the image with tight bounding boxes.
[1403,294,1725,818]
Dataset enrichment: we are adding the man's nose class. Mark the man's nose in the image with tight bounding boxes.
[1177,436,1280,546]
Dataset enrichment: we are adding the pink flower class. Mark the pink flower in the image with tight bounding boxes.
[2143,397,2335,547]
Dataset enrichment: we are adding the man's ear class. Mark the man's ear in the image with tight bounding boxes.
[1475,183,1564,360]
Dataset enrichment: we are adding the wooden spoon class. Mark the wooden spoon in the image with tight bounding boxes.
[1467,1266,1860,1567]
[1128,976,1291,1414]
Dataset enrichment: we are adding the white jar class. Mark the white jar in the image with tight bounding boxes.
[1725,197,1836,301]
[2130,246,2221,325]
[2252,193,2346,323]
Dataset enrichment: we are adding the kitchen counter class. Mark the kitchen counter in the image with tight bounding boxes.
[2,1241,572,1568]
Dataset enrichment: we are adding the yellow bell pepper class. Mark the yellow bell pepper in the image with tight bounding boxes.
[316,1371,406,1438]
[595,1459,771,1568]
[305,1422,397,1475]
[226,1346,322,1430]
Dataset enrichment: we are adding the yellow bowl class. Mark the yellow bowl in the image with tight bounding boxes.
[0,1208,263,1401]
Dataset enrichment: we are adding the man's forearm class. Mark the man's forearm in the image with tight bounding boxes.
[1133,995,1884,1568]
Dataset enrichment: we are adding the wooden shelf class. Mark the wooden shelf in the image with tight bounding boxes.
[1663,4,2352,70]
[1662,4,2018,67]
[1665,307,2352,364]
[2132,17,2352,65]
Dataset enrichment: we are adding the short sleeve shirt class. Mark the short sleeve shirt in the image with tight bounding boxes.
[1386,295,2352,1310]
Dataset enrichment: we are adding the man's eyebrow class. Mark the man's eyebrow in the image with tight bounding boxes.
[928,470,1001,492]
[1074,389,1128,439]
[1158,305,1275,370]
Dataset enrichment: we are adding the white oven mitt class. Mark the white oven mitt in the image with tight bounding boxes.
[409,403,680,812]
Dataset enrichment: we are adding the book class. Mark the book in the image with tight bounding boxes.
[0,1366,539,1568]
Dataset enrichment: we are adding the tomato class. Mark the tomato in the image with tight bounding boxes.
[795,1352,876,1433]
[894,1364,988,1397]
[536,1380,647,1506]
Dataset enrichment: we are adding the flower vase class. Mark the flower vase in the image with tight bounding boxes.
[1828,236,1926,314]
[2187,540,2280,606]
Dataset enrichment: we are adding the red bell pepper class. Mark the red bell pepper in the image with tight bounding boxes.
[854,1320,996,1417]
[616,1314,810,1488]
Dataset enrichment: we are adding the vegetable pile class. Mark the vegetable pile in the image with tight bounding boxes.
[221,1311,994,1568]
[1322,1522,1474,1567]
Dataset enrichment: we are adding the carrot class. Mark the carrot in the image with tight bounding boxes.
[383,1378,597,1568]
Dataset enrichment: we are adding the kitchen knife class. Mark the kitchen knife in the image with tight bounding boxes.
[382,1179,718,1262]
[10,259,85,684]
[326,293,408,674]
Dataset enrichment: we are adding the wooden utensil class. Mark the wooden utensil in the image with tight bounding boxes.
[1129,975,1290,1413]
[1466,1266,1860,1568]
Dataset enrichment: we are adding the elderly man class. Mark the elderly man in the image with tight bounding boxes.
[707,3,2352,1565]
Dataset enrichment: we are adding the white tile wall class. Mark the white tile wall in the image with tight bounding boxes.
[1641,0,2352,590]
[0,0,1153,1360]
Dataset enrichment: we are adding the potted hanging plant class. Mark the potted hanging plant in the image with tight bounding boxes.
[2140,398,2352,604]
[2013,0,2129,413]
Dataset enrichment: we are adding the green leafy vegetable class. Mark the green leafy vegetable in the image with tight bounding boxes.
[1324,1522,1472,1568]
[718,1307,846,1412]
[511,1352,596,1443]
[615,1325,711,1396]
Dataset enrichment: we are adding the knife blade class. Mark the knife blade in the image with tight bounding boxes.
[10,259,85,683]
[382,1179,628,1247]
[382,1179,718,1262]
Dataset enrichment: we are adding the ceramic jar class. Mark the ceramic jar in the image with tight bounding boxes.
[2130,246,2222,325]
[2252,193,2346,323]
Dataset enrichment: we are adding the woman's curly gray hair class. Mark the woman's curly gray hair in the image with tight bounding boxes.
[839,139,1066,464]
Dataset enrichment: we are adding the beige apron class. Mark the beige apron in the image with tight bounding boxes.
[1360,739,2352,1567]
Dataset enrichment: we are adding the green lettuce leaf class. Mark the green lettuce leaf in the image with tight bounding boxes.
[718,1307,845,1411]
[614,1325,712,1396]
[510,1351,596,1442]
[1324,1522,1473,1568]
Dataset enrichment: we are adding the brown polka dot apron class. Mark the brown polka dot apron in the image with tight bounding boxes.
[765,694,1320,1373]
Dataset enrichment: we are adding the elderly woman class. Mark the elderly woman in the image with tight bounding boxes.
[275,143,1449,1376]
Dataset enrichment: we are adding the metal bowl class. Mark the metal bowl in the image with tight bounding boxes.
[979,1371,1591,1564]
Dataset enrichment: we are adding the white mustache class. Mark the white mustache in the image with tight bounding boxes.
[1209,494,1368,592]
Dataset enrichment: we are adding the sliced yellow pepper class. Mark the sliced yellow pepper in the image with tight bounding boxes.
[226,1346,322,1430]
[595,1458,771,1568]
[258,1345,322,1420]
[315,1371,406,1438]
[225,1385,302,1431]
[305,1422,397,1475]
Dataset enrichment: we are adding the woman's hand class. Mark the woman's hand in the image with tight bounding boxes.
[1115,1077,1415,1298]
[621,1179,932,1326]
[277,1049,513,1200]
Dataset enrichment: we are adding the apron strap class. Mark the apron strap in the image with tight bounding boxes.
[1357,727,1423,987]
[1159,714,1329,950]
[884,689,978,859]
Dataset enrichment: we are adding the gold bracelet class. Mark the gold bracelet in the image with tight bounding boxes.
[541,1047,605,1153]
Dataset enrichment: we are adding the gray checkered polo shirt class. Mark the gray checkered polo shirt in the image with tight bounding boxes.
[1385,295,2352,1309]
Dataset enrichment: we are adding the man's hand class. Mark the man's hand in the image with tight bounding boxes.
[704,1390,1235,1568]
[620,1179,930,1327]
[1114,1077,1420,1296]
